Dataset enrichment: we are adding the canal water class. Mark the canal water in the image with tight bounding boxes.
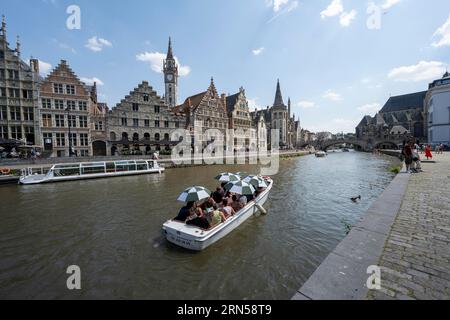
[0,152,399,299]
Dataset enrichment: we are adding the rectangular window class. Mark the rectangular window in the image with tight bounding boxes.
[144,119,150,127]
[53,83,64,94]
[154,106,160,113]
[54,100,64,110]
[9,89,20,98]
[42,98,52,109]
[69,133,78,147]
[80,133,88,146]
[0,50,4,59]
[56,133,66,147]
[0,125,7,139]
[78,101,87,111]
[67,100,76,110]
[24,107,34,121]
[155,120,160,128]
[8,70,19,80]
[0,69,5,79]
[80,149,89,157]
[133,118,139,127]
[164,121,169,128]
[132,103,139,112]
[95,121,104,131]
[22,90,33,99]
[11,126,22,140]
[175,121,180,129]
[66,85,75,95]
[10,106,21,121]
[42,114,52,127]
[0,88,6,97]
[143,95,149,102]
[79,116,88,128]
[68,115,77,128]
[121,118,128,126]
[0,106,7,120]
[55,114,65,128]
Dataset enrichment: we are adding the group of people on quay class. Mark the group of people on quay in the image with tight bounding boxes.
[175,174,268,230]
[401,140,441,173]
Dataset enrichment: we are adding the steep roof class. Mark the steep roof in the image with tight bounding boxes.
[273,79,285,107]
[226,92,240,113]
[380,91,427,113]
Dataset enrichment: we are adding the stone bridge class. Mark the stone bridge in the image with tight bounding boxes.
[302,138,404,152]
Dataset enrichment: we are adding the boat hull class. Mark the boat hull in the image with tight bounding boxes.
[19,167,164,185]
[162,180,272,251]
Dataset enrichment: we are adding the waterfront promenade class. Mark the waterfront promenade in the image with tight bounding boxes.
[294,152,450,300]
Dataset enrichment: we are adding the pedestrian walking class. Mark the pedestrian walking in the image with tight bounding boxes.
[425,145,433,160]
[403,142,413,173]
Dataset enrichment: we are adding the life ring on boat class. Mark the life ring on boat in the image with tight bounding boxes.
[1,168,11,175]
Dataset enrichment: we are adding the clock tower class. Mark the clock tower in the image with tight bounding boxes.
[163,37,178,108]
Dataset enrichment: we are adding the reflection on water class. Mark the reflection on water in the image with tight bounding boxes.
[0,152,398,299]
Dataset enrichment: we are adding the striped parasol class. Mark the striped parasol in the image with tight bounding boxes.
[235,172,249,178]
[243,175,268,188]
[177,186,211,203]
[214,172,240,183]
[224,181,256,195]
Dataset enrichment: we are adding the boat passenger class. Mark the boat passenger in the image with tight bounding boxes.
[239,195,248,208]
[186,203,210,229]
[212,187,224,204]
[231,195,241,212]
[221,199,236,218]
[210,204,227,228]
[175,201,195,222]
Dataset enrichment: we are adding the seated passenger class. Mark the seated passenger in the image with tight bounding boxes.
[212,187,224,204]
[175,201,194,222]
[210,204,227,228]
[221,199,236,218]
[239,194,248,207]
[231,195,241,212]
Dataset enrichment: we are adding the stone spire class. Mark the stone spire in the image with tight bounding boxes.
[1,15,6,37]
[274,79,284,107]
[16,35,20,56]
[288,97,291,117]
[167,36,174,59]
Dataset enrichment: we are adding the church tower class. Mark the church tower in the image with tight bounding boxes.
[163,37,178,108]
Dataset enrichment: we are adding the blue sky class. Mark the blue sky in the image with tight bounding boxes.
[3,0,450,133]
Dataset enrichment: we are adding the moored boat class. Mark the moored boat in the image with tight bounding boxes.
[19,159,164,185]
[162,177,273,251]
[315,151,327,158]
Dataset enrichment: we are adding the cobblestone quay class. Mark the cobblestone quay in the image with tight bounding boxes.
[294,152,449,300]
[368,153,450,300]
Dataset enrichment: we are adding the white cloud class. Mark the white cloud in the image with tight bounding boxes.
[248,98,263,111]
[38,60,52,75]
[81,77,104,86]
[388,61,447,82]
[252,47,265,56]
[136,52,191,77]
[266,0,289,12]
[323,90,343,101]
[340,10,357,27]
[381,0,401,9]
[267,0,299,23]
[321,0,344,19]
[85,36,113,52]
[297,101,316,109]
[432,13,450,48]
[358,103,381,114]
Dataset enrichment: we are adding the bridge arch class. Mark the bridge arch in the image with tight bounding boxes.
[322,140,365,151]
[373,141,400,150]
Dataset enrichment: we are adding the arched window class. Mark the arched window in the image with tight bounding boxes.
[133,133,139,142]
[144,133,150,141]
[155,133,160,141]
[110,132,117,141]
[164,133,170,141]
[122,132,129,141]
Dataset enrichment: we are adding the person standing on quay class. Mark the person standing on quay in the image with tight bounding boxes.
[425,145,433,160]
[403,142,413,173]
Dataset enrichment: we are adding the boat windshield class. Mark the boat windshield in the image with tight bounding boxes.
[116,160,137,172]
[81,162,106,175]
[53,164,81,177]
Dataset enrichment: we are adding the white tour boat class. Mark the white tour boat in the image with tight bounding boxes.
[19,159,164,185]
[162,177,273,251]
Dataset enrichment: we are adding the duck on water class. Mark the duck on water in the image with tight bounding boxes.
[162,173,273,251]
